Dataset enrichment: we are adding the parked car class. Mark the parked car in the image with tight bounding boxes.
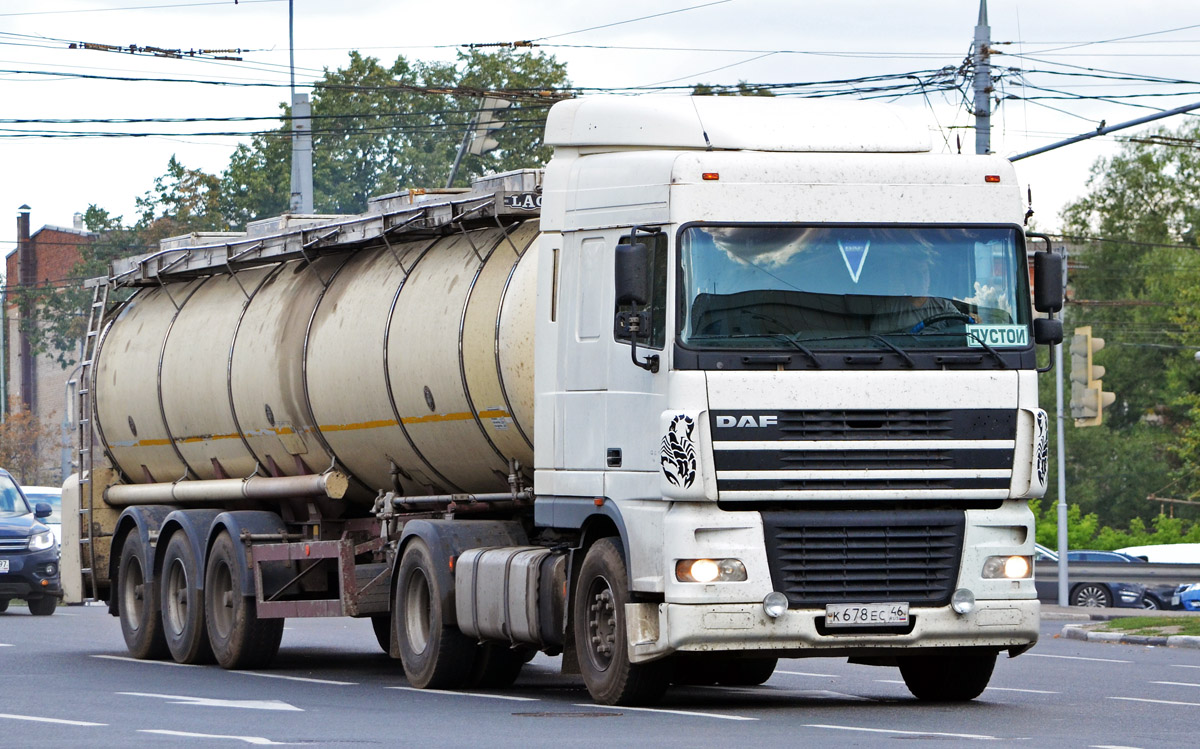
[0,469,61,615]
[1174,583,1200,611]
[1034,544,1148,608]
[17,486,61,549]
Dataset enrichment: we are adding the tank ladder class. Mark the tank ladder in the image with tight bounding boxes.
[76,279,108,602]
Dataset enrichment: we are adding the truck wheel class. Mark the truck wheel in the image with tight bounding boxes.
[371,615,391,654]
[715,656,777,686]
[117,534,168,659]
[898,650,996,701]
[0,598,9,613]
[204,531,283,669]
[28,596,57,616]
[394,539,478,688]
[160,533,213,664]
[573,537,670,705]
[468,643,535,688]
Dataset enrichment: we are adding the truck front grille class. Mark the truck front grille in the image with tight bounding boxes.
[712,409,1016,501]
[760,509,964,607]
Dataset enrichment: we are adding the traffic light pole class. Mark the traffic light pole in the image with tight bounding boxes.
[1055,341,1069,606]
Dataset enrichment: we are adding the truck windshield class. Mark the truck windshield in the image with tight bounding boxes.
[679,224,1030,351]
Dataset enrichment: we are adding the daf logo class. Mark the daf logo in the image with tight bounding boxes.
[716,415,778,428]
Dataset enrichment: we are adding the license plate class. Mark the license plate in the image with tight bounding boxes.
[825,602,909,627]
[0,559,8,573]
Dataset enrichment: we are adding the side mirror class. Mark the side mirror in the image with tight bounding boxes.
[1034,317,1062,346]
[1030,241,1064,313]
[614,242,650,306]
[34,502,52,519]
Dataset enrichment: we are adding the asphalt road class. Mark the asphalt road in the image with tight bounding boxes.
[2,602,1198,748]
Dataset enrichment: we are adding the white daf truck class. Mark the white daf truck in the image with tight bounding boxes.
[63,95,1063,706]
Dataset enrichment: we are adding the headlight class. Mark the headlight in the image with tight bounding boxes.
[28,530,55,551]
[675,558,748,583]
[982,555,1032,579]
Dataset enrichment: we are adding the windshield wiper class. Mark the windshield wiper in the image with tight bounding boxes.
[686,332,822,368]
[791,333,916,367]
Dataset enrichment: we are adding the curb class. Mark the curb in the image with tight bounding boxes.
[1062,625,1200,649]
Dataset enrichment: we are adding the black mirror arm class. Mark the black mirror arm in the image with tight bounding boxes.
[628,313,660,373]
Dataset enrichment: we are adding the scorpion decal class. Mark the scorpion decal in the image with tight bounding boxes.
[661,414,697,489]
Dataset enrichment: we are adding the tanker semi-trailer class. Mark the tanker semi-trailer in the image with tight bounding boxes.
[62,95,1064,706]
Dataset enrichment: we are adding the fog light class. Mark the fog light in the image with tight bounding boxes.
[982,555,1032,579]
[951,588,976,615]
[763,591,788,618]
[43,562,58,576]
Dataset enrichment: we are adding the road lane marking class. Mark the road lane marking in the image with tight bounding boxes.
[1152,681,1200,688]
[702,685,871,700]
[0,643,12,647]
[987,687,1061,694]
[93,654,200,667]
[387,687,538,702]
[1110,696,1200,708]
[234,671,356,686]
[1172,664,1200,670]
[776,670,839,677]
[0,713,106,726]
[119,692,303,711]
[1027,653,1132,663]
[1090,745,1143,748]
[804,724,1002,740]
[577,703,757,721]
[140,729,298,745]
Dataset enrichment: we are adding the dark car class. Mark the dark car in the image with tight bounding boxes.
[0,469,61,615]
[1034,544,1148,608]
[1068,550,1179,610]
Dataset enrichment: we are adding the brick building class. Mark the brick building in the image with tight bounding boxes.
[3,206,95,484]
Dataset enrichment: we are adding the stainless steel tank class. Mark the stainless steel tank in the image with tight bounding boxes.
[93,221,539,507]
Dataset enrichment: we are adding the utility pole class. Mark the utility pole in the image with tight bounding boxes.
[973,0,992,155]
[288,0,313,214]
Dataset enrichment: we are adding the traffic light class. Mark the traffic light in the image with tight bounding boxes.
[1068,325,1116,427]
[467,97,511,156]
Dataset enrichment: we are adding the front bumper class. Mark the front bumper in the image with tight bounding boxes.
[627,598,1040,663]
[0,546,63,601]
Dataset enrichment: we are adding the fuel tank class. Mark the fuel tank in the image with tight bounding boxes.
[92,220,539,507]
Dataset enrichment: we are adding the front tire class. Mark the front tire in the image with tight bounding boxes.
[204,531,283,669]
[161,533,213,664]
[898,651,996,701]
[394,539,477,689]
[117,533,168,659]
[573,537,670,706]
[0,598,9,613]
[28,596,57,616]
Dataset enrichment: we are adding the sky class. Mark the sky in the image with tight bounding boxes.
[3,0,1200,267]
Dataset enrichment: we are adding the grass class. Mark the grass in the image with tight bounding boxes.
[1097,616,1200,637]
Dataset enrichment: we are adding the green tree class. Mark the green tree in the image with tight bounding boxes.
[221,49,571,223]
[1054,122,1200,524]
[691,81,776,96]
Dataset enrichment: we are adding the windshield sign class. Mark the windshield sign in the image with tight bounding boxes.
[680,225,1030,351]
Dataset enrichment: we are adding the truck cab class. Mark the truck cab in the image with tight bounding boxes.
[534,96,1051,702]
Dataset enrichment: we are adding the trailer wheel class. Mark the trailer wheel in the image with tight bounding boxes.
[370,615,391,654]
[117,534,168,659]
[394,539,477,689]
[898,650,996,701]
[467,643,535,688]
[204,530,283,669]
[160,533,213,664]
[715,657,777,686]
[573,537,670,705]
